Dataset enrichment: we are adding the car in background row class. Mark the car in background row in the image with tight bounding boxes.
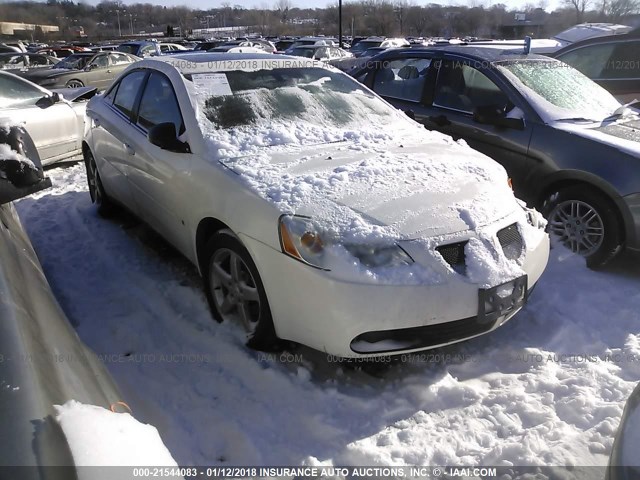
[289,45,352,63]
[284,37,338,55]
[350,36,410,57]
[19,51,140,90]
[83,53,549,358]
[352,46,640,267]
[553,28,640,103]
[117,40,162,58]
[0,71,96,165]
[0,52,59,71]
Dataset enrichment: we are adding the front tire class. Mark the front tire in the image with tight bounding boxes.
[203,231,279,351]
[543,186,622,268]
[85,149,115,217]
[66,79,84,88]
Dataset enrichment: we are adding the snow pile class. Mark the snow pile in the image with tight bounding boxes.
[0,121,36,169]
[55,400,179,466]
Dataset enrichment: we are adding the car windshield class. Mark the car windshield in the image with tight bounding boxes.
[55,54,91,70]
[186,66,402,149]
[497,59,621,122]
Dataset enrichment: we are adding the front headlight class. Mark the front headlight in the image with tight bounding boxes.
[279,215,328,269]
[278,215,414,270]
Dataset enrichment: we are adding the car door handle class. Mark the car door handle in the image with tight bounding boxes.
[124,143,135,156]
[428,115,451,127]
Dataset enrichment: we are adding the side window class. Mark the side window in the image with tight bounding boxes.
[140,45,155,57]
[89,54,109,69]
[112,70,147,117]
[557,44,616,79]
[136,72,184,135]
[372,57,430,102]
[433,61,507,113]
[30,55,49,66]
[602,41,640,80]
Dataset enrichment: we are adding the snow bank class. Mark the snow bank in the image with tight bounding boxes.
[16,164,638,472]
[55,400,179,467]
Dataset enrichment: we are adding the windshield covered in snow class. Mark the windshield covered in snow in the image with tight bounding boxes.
[187,67,399,133]
[498,59,620,122]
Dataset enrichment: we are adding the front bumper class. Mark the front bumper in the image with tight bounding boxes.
[240,222,549,358]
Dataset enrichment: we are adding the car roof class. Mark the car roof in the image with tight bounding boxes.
[373,45,554,63]
[146,52,324,73]
[553,29,640,56]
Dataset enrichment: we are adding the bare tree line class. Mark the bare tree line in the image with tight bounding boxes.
[0,0,638,41]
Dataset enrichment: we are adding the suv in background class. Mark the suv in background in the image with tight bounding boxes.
[553,28,640,103]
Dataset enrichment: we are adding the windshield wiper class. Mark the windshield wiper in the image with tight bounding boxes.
[555,117,598,123]
[603,100,640,122]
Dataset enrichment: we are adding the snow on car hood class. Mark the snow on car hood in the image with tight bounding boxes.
[216,127,520,241]
[554,116,640,158]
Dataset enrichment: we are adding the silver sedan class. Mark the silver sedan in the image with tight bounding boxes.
[0,70,95,166]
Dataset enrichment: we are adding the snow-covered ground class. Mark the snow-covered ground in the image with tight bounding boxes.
[16,162,640,474]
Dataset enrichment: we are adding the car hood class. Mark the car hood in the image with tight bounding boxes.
[219,139,520,240]
[554,117,640,157]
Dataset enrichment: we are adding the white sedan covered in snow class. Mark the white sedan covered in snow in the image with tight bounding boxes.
[83,53,550,358]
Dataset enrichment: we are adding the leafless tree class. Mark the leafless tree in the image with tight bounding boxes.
[563,0,591,22]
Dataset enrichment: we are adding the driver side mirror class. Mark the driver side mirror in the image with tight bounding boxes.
[0,126,51,205]
[148,123,190,154]
[473,104,524,130]
[35,92,62,109]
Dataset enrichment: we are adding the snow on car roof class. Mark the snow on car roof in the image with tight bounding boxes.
[156,52,325,74]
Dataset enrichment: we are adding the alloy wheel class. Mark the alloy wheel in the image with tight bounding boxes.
[209,248,261,333]
[548,199,604,256]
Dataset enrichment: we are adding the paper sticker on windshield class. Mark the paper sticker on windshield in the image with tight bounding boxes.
[192,73,232,96]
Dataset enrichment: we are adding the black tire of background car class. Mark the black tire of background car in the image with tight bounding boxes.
[203,231,280,352]
[66,79,84,88]
[84,149,115,217]
[543,185,623,269]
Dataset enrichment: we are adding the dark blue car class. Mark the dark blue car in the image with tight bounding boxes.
[351,46,640,268]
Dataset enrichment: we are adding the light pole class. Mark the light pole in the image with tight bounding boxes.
[338,0,343,48]
[128,13,136,36]
[110,9,122,37]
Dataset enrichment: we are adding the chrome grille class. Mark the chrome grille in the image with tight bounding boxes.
[497,223,523,260]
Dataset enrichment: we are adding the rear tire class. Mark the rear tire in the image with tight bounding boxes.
[84,149,115,217]
[542,186,622,269]
[203,231,279,351]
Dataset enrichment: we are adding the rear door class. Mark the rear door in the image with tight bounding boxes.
[88,69,147,208]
